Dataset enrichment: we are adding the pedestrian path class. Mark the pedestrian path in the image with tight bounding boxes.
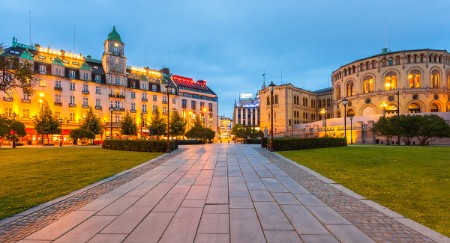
[3,144,447,242]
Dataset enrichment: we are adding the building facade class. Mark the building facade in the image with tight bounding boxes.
[218,115,232,139]
[233,93,260,129]
[0,27,218,144]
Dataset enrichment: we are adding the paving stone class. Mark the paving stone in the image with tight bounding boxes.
[210,177,228,188]
[174,207,203,218]
[206,187,229,204]
[272,193,301,205]
[168,185,191,194]
[308,206,351,225]
[153,193,186,212]
[124,212,174,243]
[293,194,327,207]
[230,196,254,209]
[54,216,116,243]
[97,196,140,216]
[79,193,123,211]
[198,214,229,234]
[326,224,375,243]
[101,206,152,234]
[300,234,339,243]
[230,209,265,243]
[249,190,274,202]
[185,185,210,200]
[159,216,201,243]
[204,205,229,214]
[264,230,303,243]
[229,182,248,192]
[229,176,245,183]
[254,202,293,231]
[277,176,311,194]
[87,233,127,243]
[181,199,206,208]
[281,205,330,235]
[261,178,289,192]
[194,233,229,243]
[246,180,268,191]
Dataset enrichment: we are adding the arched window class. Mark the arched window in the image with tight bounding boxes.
[335,85,341,100]
[275,95,279,104]
[408,70,421,88]
[362,75,374,93]
[431,69,440,88]
[408,103,421,113]
[385,71,397,90]
[386,104,398,115]
[395,56,401,65]
[366,62,370,70]
[372,60,377,69]
[336,111,341,118]
[381,58,386,67]
[267,96,270,105]
[347,109,355,117]
[346,81,354,96]
[430,103,439,112]
[318,100,322,108]
[360,63,364,71]
[388,57,393,66]
[447,71,450,88]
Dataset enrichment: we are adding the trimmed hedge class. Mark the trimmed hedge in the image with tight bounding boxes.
[271,137,346,151]
[102,139,178,152]
[177,140,204,145]
[244,138,261,144]
[261,137,268,148]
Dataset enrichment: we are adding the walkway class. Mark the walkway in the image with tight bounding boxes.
[1,144,447,242]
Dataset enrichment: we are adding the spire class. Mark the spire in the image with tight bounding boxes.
[107,26,123,43]
[262,72,266,89]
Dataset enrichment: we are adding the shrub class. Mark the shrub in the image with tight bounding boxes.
[271,137,346,151]
[102,139,178,152]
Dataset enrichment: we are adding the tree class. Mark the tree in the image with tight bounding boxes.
[149,108,166,138]
[398,115,420,145]
[416,114,450,145]
[0,44,38,95]
[7,120,26,146]
[32,101,60,145]
[372,116,397,144]
[0,115,10,139]
[185,126,216,143]
[120,111,137,136]
[80,107,102,135]
[70,128,95,145]
[170,110,186,138]
[231,124,263,140]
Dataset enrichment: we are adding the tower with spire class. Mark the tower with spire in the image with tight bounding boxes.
[102,26,127,86]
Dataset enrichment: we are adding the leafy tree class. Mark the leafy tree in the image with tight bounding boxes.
[185,126,215,143]
[70,128,95,145]
[0,44,38,94]
[120,111,137,136]
[149,108,166,138]
[231,124,263,139]
[7,120,26,143]
[398,115,420,145]
[80,107,102,134]
[416,114,450,145]
[0,115,10,139]
[32,101,60,145]
[170,110,186,138]
[372,116,397,144]
[193,114,203,128]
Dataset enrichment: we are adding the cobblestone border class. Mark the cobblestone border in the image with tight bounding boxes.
[0,150,182,242]
[255,147,449,243]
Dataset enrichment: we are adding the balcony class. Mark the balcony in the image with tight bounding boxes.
[54,102,63,106]
[109,94,125,99]
[162,101,168,104]
[82,105,90,109]
[54,86,62,91]
[95,106,102,110]
[3,97,13,102]
[142,98,148,102]
[22,99,31,103]
[69,103,76,107]
[115,108,125,111]
[142,110,148,114]
[130,109,136,113]
[82,90,90,95]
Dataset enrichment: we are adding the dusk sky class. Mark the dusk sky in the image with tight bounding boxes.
[3,0,450,117]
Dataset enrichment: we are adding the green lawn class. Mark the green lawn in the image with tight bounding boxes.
[0,147,162,219]
[279,146,450,237]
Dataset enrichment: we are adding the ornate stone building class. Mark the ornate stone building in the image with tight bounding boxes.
[233,93,260,130]
[0,27,218,144]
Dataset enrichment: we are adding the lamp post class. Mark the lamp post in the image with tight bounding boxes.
[39,92,44,145]
[342,97,348,143]
[166,85,172,153]
[269,81,276,151]
[396,90,400,117]
[381,101,387,118]
[349,115,354,144]
[109,106,114,139]
[140,113,144,138]
[59,118,63,147]
[320,108,327,137]
[12,112,16,148]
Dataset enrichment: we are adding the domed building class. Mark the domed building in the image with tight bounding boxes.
[332,48,450,118]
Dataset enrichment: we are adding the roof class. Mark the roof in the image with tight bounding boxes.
[107,26,122,43]
[52,57,64,66]
[172,75,216,95]
[80,62,91,71]
[313,87,332,94]
[19,49,33,61]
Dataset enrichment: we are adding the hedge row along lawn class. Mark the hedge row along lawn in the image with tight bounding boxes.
[0,147,162,219]
[279,145,450,237]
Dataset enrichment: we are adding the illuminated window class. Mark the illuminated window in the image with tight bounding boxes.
[163,107,167,114]
[69,70,76,78]
[346,81,354,96]
[23,109,29,118]
[39,65,46,74]
[70,113,75,121]
[385,71,397,90]
[431,69,440,88]
[5,108,12,117]
[430,103,439,112]
[408,70,421,89]
[95,75,101,82]
[70,96,75,105]
[363,75,374,94]
[55,94,61,103]
[408,103,421,113]
[335,85,341,100]
[70,82,75,91]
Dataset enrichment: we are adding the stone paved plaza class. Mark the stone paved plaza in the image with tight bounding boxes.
[1,144,448,242]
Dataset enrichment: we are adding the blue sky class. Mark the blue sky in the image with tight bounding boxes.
[3,0,450,117]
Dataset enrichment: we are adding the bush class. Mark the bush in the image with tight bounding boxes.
[244,138,261,144]
[102,139,178,152]
[271,137,346,151]
[178,140,204,145]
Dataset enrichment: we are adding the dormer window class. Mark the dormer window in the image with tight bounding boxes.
[83,72,88,80]
[69,70,76,79]
[39,65,46,74]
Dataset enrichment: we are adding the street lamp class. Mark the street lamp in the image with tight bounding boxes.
[381,102,388,118]
[349,114,354,144]
[12,112,16,148]
[39,92,44,145]
[269,81,276,151]
[140,113,144,137]
[320,108,327,137]
[166,85,172,153]
[342,97,348,143]
[109,106,114,139]
[59,118,63,147]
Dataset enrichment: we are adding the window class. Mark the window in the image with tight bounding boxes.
[70,96,75,105]
[95,75,101,82]
[385,71,397,90]
[83,97,88,106]
[388,57,393,66]
[131,92,136,99]
[39,79,46,87]
[96,86,101,94]
[141,82,147,90]
[191,101,196,110]
[55,81,62,88]
[362,76,374,93]
[142,93,147,100]
[55,94,61,103]
[131,103,136,111]
[69,70,76,78]
[153,105,158,113]
[39,65,46,74]
[83,84,89,92]
[408,70,421,89]
[70,82,75,91]
[5,108,12,117]
[200,102,205,109]
[96,99,101,107]
[163,95,167,104]
[115,77,120,84]
[172,97,176,104]
[209,103,213,112]
[153,95,157,101]
[142,104,147,112]
[431,69,440,88]
[70,113,75,121]
[430,103,439,112]
[23,93,30,100]
[163,107,167,114]
[115,100,121,109]
[267,96,270,105]
[83,72,88,80]
[23,109,29,118]
[152,85,157,91]
[113,47,119,55]
[335,85,341,100]
[274,95,278,104]
[182,99,187,109]
[346,81,354,96]
[408,103,421,113]
[56,67,62,76]
[327,99,330,107]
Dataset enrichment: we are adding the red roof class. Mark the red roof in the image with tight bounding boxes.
[172,75,210,91]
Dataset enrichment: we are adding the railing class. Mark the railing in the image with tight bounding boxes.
[3,97,13,102]
[82,90,90,94]
[69,103,76,107]
[95,106,102,110]
[54,102,63,106]
[142,98,148,102]
[22,99,31,103]
[82,105,89,109]
[109,94,125,98]
[54,87,62,91]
